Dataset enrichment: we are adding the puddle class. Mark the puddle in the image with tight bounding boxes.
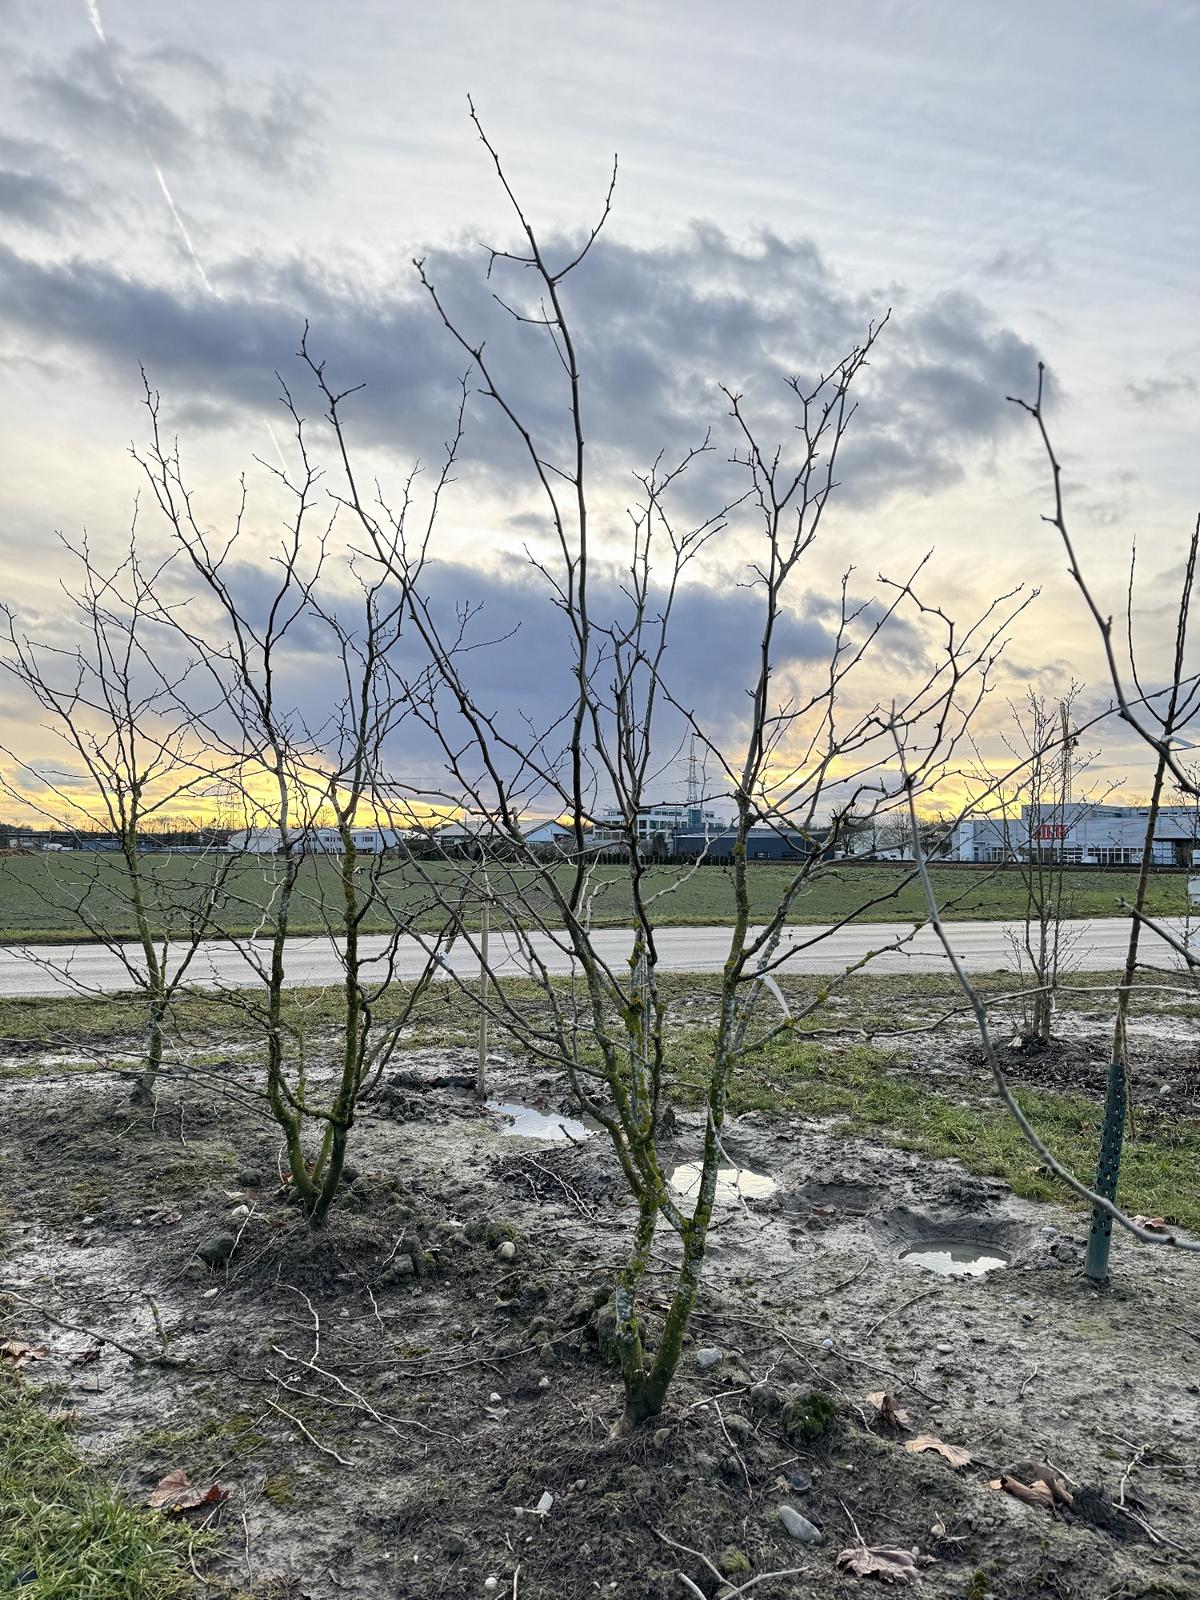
[670,1162,778,1203]
[487,1100,591,1141]
[899,1242,1008,1277]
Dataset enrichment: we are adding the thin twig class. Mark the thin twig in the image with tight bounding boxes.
[264,1395,351,1466]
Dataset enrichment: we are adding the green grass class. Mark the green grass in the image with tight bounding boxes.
[0,1369,205,1599]
[675,1030,1200,1230]
[0,851,1189,944]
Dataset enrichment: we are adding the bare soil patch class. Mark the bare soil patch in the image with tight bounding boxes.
[2,1049,1198,1599]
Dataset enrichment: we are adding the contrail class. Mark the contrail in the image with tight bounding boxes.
[83,0,214,293]
[81,0,286,466]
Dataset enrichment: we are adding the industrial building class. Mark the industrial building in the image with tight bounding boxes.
[674,825,825,862]
[950,804,1200,866]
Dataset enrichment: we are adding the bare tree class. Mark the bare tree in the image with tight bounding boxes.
[992,684,1103,1044]
[1009,369,1200,1279]
[133,372,457,1225]
[0,529,235,1100]
[306,109,1034,1426]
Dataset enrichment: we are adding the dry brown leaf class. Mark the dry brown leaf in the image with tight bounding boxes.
[836,1546,920,1584]
[866,1390,912,1431]
[70,1345,103,1368]
[147,1469,229,1514]
[1,1340,49,1366]
[904,1434,971,1469]
[988,1473,1067,1513]
[1131,1214,1167,1232]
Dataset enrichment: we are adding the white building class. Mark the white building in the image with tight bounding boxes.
[592,803,724,849]
[227,825,406,855]
[950,804,1200,867]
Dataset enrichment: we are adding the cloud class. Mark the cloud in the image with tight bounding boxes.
[977,241,1055,280]
[0,167,74,229]
[0,221,1044,521]
[22,41,322,180]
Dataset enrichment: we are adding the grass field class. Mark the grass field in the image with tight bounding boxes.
[0,850,1190,944]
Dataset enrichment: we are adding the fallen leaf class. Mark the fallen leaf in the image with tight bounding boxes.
[866,1390,912,1430]
[70,1345,102,1367]
[1131,1214,1167,1232]
[0,1340,49,1366]
[988,1471,1071,1513]
[836,1546,920,1584]
[904,1434,971,1469]
[147,1469,229,1514]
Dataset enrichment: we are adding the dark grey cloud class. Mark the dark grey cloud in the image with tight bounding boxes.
[0,220,1044,522]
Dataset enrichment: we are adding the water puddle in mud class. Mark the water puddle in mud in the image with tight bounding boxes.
[488,1101,592,1141]
[899,1242,1008,1277]
[670,1162,778,1203]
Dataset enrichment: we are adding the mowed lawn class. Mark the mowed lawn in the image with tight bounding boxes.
[0,850,1187,944]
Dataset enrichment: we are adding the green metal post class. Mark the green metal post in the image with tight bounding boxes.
[1084,1056,1128,1285]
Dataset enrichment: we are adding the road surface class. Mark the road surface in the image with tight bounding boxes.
[0,917,1189,997]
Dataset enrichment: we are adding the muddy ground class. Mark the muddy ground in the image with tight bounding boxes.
[2,1040,1199,1600]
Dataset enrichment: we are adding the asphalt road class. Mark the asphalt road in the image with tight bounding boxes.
[0,916,1188,998]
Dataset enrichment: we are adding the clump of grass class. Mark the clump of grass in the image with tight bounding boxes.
[0,1367,204,1598]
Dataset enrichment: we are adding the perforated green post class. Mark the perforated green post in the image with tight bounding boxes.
[1084,1056,1128,1285]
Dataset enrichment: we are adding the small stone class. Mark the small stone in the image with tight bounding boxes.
[535,1491,553,1515]
[538,1375,550,1390]
[497,1240,517,1262]
[936,1342,953,1355]
[1041,1225,1058,1236]
[81,1215,97,1225]
[777,1505,824,1544]
[237,1170,263,1187]
[653,1427,670,1448]
[786,1467,812,1493]
[484,1580,499,1594]
[820,1337,834,1350]
[695,1347,722,1371]
[198,1234,236,1267]
[229,1204,251,1220]
[384,1254,416,1282]
[1159,1083,1172,1096]
[489,1391,502,1404]
[572,1479,586,1491]
[202,1287,218,1299]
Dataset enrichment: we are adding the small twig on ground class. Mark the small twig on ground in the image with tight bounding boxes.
[677,1575,706,1600]
[864,1286,940,1344]
[144,1294,170,1358]
[653,1527,726,1589]
[1019,1365,1040,1398]
[712,1397,751,1492]
[282,1282,321,1361]
[0,1288,179,1367]
[264,1395,351,1466]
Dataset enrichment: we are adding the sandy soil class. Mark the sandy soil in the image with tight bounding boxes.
[2,1047,1198,1599]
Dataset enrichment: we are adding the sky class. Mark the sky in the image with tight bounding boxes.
[1,0,1198,823]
